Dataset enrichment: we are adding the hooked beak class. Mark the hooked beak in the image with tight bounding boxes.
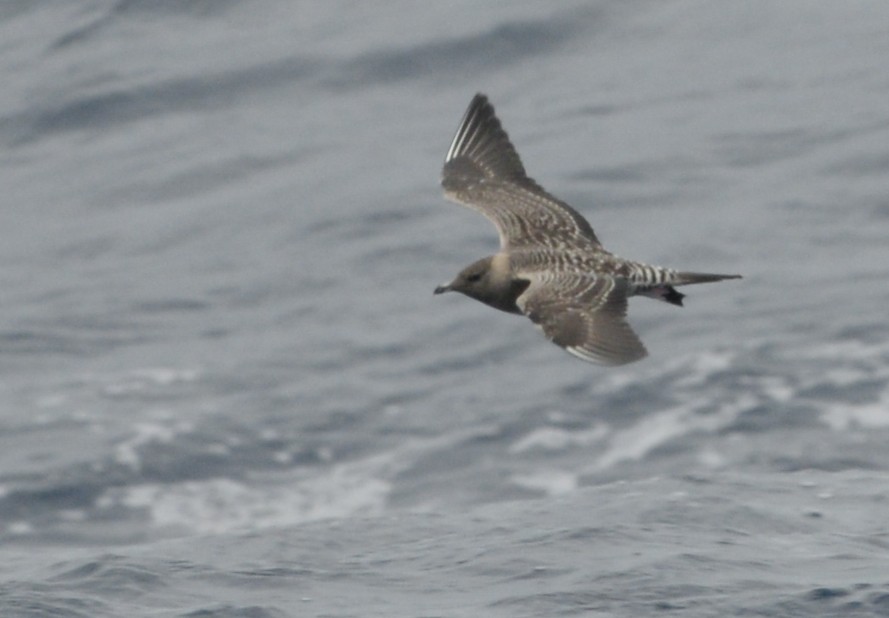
[434,283,452,295]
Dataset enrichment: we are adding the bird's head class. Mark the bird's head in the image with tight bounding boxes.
[434,256,527,314]
[434,256,493,299]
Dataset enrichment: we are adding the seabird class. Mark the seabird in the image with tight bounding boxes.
[434,94,741,366]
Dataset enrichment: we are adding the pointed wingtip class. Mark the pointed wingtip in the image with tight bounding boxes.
[442,94,529,186]
[565,343,649,366]
[470,92,489,105]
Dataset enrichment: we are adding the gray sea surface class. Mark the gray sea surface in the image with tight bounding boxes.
[2,1,889,616]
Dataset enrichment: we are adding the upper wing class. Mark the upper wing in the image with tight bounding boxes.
[516,273,647,366]
[441,94,602,251]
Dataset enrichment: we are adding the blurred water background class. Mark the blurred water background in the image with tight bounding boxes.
[2,1,889,616]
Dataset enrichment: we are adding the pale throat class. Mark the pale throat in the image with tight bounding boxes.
[484,252,528,314]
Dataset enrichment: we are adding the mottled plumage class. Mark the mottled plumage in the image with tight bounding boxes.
[435,94,741,365]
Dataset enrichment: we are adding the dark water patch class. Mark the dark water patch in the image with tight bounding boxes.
[568,165,647,184]
[133,298,211,314]
[784,584,889,618]
[97,152,305,207]
[869,591,889,611]
[870,200,889,221]
[835,322,889,343]
[179,606,288,618]
[577,103,621,117]
[799,378,885,405]
[820,150,889,178]
[53,0,242,49]
[0,326,149,358]
[0,480,102,516]
[722,402,817,434]
[807,586,850,600]
[0,592,104,618]
[51,556,165,597]
[111,0,241,19]
[0,58,318,146]
[0,0,40,21]
[489,590,614,614]
[53,236,117,262]
[0,330,80,356]
[711,126,861,168]
[713,128,813,167]
[772,456,880,473]
[331,10,596,88]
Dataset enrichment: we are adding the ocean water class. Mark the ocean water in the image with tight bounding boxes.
[2,1,889,616]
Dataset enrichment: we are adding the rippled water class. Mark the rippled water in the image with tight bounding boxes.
[2,1,889,616]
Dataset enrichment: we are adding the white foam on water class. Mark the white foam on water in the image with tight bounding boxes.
[790,340,889,430]
[511,470,578,495]
[799,340,883,363]
[117,468,391,534]
[672,349,737,388]
[697,447,728,468]
[106,431,485,534]
[591,391,759,471]
[757,375,795,403]
[4,521,34,536]
[822,388,889,430]
[508,423,608,454]
[100,367,201,396]
[113,417,195,470]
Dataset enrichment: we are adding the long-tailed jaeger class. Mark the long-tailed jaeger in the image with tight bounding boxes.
[434,94,741,366]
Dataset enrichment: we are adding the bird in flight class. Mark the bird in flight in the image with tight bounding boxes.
[434,94,741,366]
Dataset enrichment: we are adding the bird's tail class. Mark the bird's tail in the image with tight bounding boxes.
[672,271,743,286]
[637,270,741,307]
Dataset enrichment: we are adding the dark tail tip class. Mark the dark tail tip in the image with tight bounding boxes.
[664,286,685,307]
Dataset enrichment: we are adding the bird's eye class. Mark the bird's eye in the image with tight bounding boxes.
[466,273,482,283]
